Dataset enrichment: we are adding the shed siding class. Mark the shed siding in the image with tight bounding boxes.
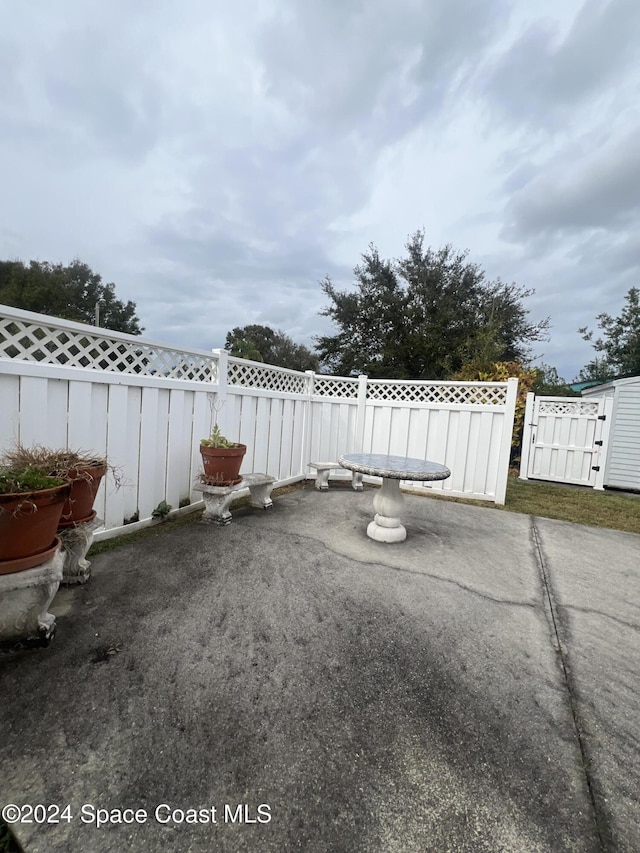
[606,381,640,490]
[583,385,615,399]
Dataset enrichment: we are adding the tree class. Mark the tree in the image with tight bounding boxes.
[225,334,265,363]
[225,324,320,372]
[315,247,408,378]
[0,259,143,335]
[531,363,574,396]
[573,359,614,385]
[578,287,640,381]
[315,231,549,379]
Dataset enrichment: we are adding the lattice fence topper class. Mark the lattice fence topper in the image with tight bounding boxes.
[538,400,600,416]
[367,381,508,406]
[227,359,309,395]
[313,376,360,399]
[0,315,215,381]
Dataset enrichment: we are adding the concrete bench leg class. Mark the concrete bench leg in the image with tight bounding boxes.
[351,472,364,491]
[249,482,273,509]
[201,491,235,525]
[315,469,331,490]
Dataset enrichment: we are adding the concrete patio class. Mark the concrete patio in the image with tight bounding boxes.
[1,483,638,852]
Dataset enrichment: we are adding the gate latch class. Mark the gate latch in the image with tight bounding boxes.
[594,440,603,446]
[592,465,601,471]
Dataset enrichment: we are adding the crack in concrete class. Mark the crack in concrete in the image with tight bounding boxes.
[376,562,539,610]
[560,604,640,634]
[530,519,610,852]
[278,526,537,609]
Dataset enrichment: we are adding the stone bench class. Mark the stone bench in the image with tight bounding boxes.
[309,461,364,491]
[193,473,275,525]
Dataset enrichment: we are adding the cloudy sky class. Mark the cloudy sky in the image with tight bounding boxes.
[1,0,639,380]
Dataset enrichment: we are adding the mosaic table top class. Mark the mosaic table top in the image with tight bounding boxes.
[339,453,451,481]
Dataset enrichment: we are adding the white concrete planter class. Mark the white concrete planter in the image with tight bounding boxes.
[0,547,64,647]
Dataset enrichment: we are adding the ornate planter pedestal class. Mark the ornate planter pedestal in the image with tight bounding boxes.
[0,547,64,648]
[58,513,102,585]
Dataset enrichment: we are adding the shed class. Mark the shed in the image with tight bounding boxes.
[582,376,640,491]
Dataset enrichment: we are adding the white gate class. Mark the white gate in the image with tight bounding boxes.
[520,394,612,489]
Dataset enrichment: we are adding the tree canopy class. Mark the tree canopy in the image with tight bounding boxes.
[578,287,640,382]
[225,324,320,372]
[0,259,143,335]
[531,363,574,397]
[315,232,549,379]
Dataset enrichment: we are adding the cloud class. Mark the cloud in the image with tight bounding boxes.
[258,0,508,142]
[501,127,640,241]
[484,0,640,129]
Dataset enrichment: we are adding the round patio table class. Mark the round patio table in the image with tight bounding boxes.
[339,453,451,543]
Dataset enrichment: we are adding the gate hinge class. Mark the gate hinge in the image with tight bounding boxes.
[594,440,603,446]
[592,465,601,471]
[597,415,607,420]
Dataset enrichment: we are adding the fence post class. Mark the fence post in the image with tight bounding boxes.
[519,392,535,481]
[301,370,316,477]
[211,349,229,435]
[355,374,368,452]
[495,377,519,505]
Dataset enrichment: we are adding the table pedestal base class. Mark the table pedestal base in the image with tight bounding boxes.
[367,478,406,543]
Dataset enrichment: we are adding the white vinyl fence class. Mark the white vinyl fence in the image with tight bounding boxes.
[1,306,518,539]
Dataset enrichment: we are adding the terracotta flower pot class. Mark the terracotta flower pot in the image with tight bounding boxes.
[0,483,71,569]
[0,537,62,575]
[60,463,107,525]
[200,444,247,486]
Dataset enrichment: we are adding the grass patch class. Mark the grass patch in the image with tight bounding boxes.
[419,471,640,535]
[501,474,640,534]
[87,507,205,558]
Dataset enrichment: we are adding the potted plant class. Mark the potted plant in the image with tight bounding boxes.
[1,446,110,527]
[0,467,70,574]
[200,424,247,486]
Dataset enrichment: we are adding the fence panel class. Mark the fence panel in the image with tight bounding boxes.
[308,398,359,471]
[0,359,217,538]
[362,390,515,502]
[224,386,309,483]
